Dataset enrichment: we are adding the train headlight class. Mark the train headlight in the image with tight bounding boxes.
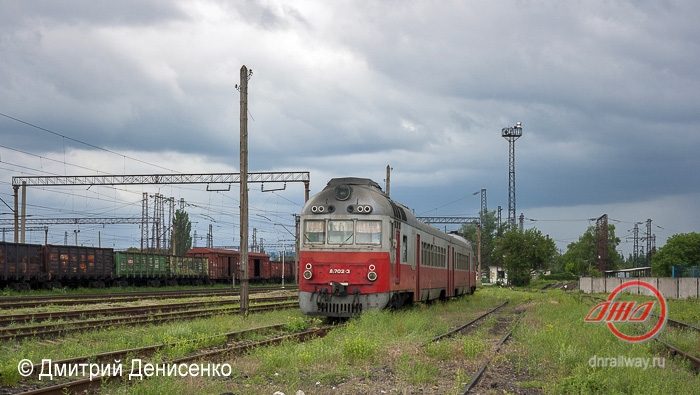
[367,271,377,281]
[368,264,376,271]
[363,205,372,213]
[303,270,313,280]
[311,205,328,214]
[335,185,352,201]
[305,263,312,270]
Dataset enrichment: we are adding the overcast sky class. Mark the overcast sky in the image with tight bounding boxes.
[0,1,698,257]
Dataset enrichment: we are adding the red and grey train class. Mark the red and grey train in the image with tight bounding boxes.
[298,177,477,317]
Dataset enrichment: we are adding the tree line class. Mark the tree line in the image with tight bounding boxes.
[460,211,699,284]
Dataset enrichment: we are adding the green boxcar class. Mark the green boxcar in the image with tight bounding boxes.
[114,252,168,278]
[168,256,208,278]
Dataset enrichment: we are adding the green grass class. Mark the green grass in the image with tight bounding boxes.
[0,309,306,386]
[397,355,439,384]
[462,335,487,359]
[9,287,695,394]
[509,290,700,394]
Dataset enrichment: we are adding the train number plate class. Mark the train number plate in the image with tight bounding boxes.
[329,268,350,274]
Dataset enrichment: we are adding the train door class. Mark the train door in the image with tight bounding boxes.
[447,246,452,296]
[415,234,421,301]
[254,259,261,278]
[394,229,401,284]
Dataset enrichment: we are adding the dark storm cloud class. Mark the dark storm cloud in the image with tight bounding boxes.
[0,0,699,222]
[314,1,700,207]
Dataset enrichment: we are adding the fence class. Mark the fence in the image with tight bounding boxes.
[579,277,699,299]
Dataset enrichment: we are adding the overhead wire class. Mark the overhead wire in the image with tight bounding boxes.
[0,111,181,173]
[0,113,305,247]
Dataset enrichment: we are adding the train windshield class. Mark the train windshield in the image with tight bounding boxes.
[304,220,325,244]
[356,220,382,244]
[327,220,354,244]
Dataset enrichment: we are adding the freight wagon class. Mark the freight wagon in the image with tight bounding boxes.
[114,252,208,286]
[44,245,114,288]
[0,242,209,289]
[0,242,44,290]
[0,241,287,290]
[186,248,293,284]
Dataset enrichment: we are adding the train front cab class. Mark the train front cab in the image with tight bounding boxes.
[298,217,393,317]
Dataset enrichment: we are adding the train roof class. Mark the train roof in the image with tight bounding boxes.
[303,177,471,248]
[326,177,383,190]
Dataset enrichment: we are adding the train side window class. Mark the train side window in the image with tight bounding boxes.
[303,220,325,244]
[401,235,408,262]
[356,220,381,244]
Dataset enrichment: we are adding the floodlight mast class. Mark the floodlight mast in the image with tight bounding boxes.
[501,122,523,228]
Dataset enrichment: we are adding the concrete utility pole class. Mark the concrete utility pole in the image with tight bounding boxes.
[633,222,640,264]
[477,224,482,283]
[385,165,392,197]
[13,185,18,242]
[595,214,608,272]
[239,65,251,314]
[519,213,524,231]
[294,214,300,284]
[281,245,286,288]
[497,206,502,234]
[645,218,652,263]
[473,188,487,226]
[252,228,257,252]
[20,181,27,243]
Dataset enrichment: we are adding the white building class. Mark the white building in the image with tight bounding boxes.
[488,265,508,285]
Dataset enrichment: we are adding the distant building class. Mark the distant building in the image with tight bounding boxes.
[488,265,507,285]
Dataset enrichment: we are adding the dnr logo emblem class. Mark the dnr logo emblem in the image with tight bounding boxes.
[584,280,667,343]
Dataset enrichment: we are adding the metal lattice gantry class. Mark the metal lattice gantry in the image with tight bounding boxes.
[9,171,311,243]
[12,171,310,187]
[501,122,523,228]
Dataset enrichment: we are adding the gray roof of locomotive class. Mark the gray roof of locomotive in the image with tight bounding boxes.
[301,178,471,249]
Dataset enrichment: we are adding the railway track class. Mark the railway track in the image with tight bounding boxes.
[16,324,336,395]
[0,286,297,309]
[0,299,299,341]
[427,300,509,344]
[0,295,297,326]
[425,300,525,394]
[462,316,523,394]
